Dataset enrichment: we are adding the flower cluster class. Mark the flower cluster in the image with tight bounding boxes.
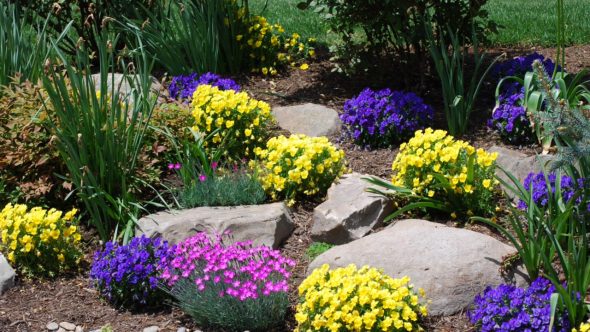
[493,52,558,79]
[191,84,272,159]
[160,232,295,331]
[90,236,173,308]
[468,277,570,332]
[517,172,588,211]
[488,91,535,145]
[168,72,240,101]
[295,264,427,332]
[574,323,590,332]
[252,134,347,204]
[0,203,81,276]
[341,88,434,148]
[240,15,315,75]
[392,128,498,217]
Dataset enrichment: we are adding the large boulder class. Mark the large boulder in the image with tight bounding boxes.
[308,219,528,316]
[0,253,16,295]
[272,103,341,137]
[136,203,294,249]
[311,173,393,244]
[490,146,554,184]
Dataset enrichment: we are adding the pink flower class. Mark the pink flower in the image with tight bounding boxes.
[211,161,219,170]
[199,174,207,182]
[167,163,181,170]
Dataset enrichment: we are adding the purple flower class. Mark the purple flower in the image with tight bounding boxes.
[90,236,174,308]
[518,172,588,211]
[488,90,535,145]
[493,52,560,79]
[341,88,434,148]
[468,277,570,332]
[168,72,240,100]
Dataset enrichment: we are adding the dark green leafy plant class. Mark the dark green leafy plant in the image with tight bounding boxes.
[42,30,161,243]
[426,26,499,136]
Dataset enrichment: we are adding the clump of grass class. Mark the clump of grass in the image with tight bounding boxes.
[177,168,266,208]
[306,242,335,261]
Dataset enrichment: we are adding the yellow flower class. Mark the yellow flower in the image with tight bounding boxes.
[300,63,309,70]
[482,179,491,188]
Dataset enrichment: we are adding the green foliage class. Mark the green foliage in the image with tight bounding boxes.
[127,0,247,75]
[426,27,498,136]
[0,3,53,88]
[42,30,160,243]
[0,79,68,207]
[298,0,497,72]
[305,242,334,261]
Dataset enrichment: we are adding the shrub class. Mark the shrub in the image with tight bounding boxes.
[90,236,173,309]
[168,72,241,101]
[241,16,315,75]
[252,134,347,204]
[468,277,570,332]
[295,264,427,331]
[160,232,295,331]
[341,88,434,148]
[0,203,81,276]
[191,84,273,160]
[376,128,498,218]
[517,172,588,211]
[177,163,266,208]
[488,91,535,145]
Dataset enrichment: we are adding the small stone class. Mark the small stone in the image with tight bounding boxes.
[57,328,66,332]
[46,322,59,331]
[75,327,84,332]
[60,322,77,331]
[176,328,187,332]
[143,326,160,332]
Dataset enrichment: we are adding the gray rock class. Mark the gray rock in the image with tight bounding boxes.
[308,219,528,316]
[60,322,76,331]
[136,203,294,249]
[57,328,66,332]
[75,327,84,332]
[46,322,59,331]
[272,103,341,137]
[91,73,162,99]
[311,173,393,244]
[176,328,187,332]
[0,254,15,295]
[143,326,159,332]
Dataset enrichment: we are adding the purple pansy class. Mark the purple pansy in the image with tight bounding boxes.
[168,72,240,100]
[517,172,588,210]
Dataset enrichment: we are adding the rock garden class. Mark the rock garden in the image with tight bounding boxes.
[1,0,590,331]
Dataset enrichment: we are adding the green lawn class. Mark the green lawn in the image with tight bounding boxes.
[250,0,590,48]
[485,0,590,46]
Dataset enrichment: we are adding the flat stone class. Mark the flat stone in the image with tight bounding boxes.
[272,103,341,137]
[0,253,15,295]
[136,203,294,249]
[308,219,528,316]
[60,322,76,331]
[47,322,59,331]
[143,326,159,332]
[311,173,394,244]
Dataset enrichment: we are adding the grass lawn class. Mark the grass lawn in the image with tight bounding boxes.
[485,0,590,46]
[250,0,590,47]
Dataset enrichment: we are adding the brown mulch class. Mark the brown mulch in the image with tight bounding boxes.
[2,45,590,332]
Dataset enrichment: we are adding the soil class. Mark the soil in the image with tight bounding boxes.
[2,44,590,332]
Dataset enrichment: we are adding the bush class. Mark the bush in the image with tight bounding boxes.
[168,72,241,101]
[390,128,498,218]
[160,232,295,331]
[298,0,496,72]
[0,203,82,276]
[295,264,427,331]
[177,164,266,208]
[191,84,273,160]
[468,277,570,332]
[90,236,173,309]
[488,91,535,145]
[252,134,347,204]
[517,172,588,211]
[241,16,315,75]
[340,88,434,148]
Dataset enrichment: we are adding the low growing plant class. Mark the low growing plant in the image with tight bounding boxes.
[305,242,334,261]
[295,264,428,331]
[0,203,81,276]
[366,128,498,220]
[468,277,570,332]
[517,171,587,211]
[340,88,434,148]
[252,134,347,204]
[488,90,535,145]
[191,84,273,160]
[90,236,173,309]
[168,72,240,101]
[160,232,295,331]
